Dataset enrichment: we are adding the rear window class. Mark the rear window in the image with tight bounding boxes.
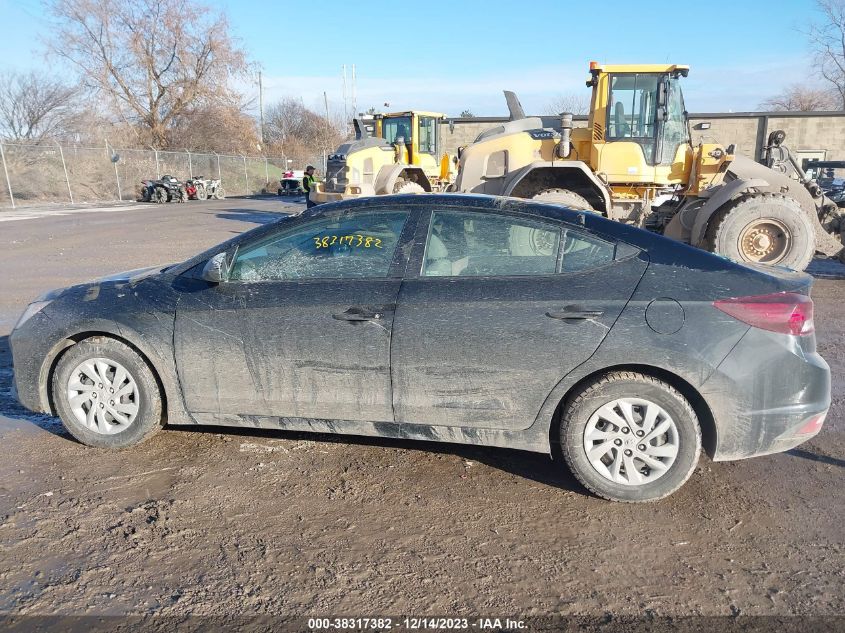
[560,229,615,273]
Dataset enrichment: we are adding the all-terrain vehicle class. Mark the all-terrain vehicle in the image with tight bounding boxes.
[278,170,304,196]
[138,175,187,203]
[190,177,224,200]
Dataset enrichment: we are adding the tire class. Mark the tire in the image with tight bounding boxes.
[508,224,560,256]
[704,192,816,270]
[393,180,425,194]
[214,187,225,200]
[559,371,701,502]
[531,188,594,211]
[153,186,168,204]
[195,184,206,200]
[52,338,163,449]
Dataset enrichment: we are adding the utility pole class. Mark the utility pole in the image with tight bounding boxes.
[342,64,348,123]
[351,64,357,117]
[323,91,331,172]
[258,70,266,146]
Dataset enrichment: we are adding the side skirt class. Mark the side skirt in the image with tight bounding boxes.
[182,413,551,454]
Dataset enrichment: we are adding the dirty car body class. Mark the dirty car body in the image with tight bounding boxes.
[10,194,830,501]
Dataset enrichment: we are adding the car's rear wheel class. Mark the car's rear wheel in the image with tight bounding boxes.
[52,338,163,449]
[559,371,701,502]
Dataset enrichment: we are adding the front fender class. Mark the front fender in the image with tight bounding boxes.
[374,164,432,194]
[502,161,613,211]
[29,316,191,425]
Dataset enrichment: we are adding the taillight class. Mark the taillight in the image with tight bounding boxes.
[713,292,814,336]
[797,411,827,435]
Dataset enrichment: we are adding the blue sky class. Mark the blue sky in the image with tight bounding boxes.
[0,0,826,116]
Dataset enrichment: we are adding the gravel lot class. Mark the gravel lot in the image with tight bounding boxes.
[0,197,843,618]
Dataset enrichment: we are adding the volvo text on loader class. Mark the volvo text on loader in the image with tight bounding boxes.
[453,62,844,270]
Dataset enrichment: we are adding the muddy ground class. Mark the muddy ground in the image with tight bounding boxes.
[0,198,843,618]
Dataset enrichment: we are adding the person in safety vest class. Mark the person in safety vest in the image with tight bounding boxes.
[303,165,317,208]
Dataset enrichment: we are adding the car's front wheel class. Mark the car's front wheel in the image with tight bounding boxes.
[559,371,701,502]
[52,338,163,449]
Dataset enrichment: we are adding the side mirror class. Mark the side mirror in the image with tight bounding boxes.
[201,252,229,283]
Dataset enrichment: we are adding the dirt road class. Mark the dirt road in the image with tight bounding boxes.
[0,198,843,618]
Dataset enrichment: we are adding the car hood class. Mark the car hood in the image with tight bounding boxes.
[95,264,172,284]
[38,264,175,303]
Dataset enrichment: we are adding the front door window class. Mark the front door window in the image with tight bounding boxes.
[229,212,409,281]
[418,117,437,155]
[606,73,660,163]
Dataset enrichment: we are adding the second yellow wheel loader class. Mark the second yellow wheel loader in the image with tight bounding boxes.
[453,62,844,270]
[310,111,453,204]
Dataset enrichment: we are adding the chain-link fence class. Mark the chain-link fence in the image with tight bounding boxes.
[0,141,306,209]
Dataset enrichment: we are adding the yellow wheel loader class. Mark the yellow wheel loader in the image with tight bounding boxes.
[454,62,844,270]
[310,111,453,204]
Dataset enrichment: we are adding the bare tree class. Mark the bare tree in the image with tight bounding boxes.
[543,92,590,115]
[0,71,79,141]
[47,0,249,147]
[169,98,260,154]
[264,98,345,165]
[760,83,836,111]
[460,109,475,118]
[807,0,845,109]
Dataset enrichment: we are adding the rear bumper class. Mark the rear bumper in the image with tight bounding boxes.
[700,327,830,461]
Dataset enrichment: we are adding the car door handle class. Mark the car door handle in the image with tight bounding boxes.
[332,306,390,322]
[545,308,604,320]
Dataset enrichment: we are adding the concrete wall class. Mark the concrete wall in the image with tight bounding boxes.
[439,111,845,165]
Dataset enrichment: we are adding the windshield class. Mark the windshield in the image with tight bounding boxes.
[382,116,412,144]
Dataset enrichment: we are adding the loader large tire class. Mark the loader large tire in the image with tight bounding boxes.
[531,188,594,211]
[393,180,425,195]
[704,193,816,270]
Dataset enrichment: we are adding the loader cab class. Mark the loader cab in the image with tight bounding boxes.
[589,63,691,184]
[375,111,444,172]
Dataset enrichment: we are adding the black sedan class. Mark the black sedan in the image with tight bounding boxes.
[10,194,830,502]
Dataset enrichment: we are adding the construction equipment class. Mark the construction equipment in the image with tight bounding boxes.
[453,62,844,270]
[310,111,453,204]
